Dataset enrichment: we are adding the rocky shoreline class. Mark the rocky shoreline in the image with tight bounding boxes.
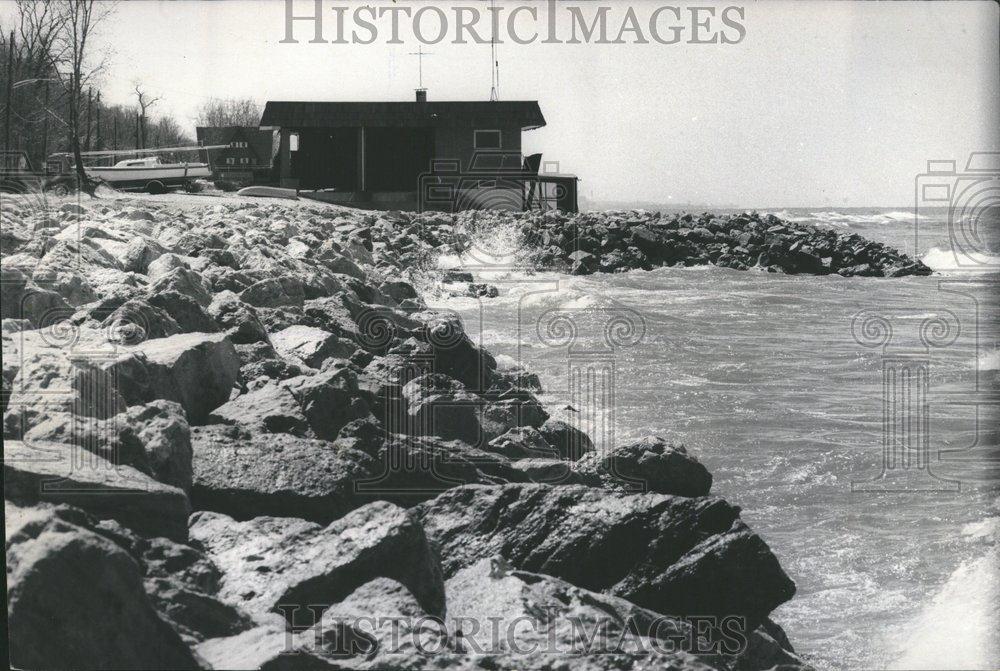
[0,194,914,669]
[416,207,931,277]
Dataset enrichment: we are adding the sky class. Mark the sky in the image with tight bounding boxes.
[4,0,998,207]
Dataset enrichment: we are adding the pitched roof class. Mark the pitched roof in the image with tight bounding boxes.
[196,126,275,165]
[259,101,546,130]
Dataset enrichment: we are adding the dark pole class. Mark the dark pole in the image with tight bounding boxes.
[112,108,117,150]
[41,80,49,167]
[84,88,92,150]
[95,91,101,150]
[4,30,14,151]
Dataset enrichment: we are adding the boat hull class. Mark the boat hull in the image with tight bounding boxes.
[84,163,211,189]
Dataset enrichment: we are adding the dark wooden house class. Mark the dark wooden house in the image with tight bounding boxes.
[195,126,276,185]
[259,92,577,212]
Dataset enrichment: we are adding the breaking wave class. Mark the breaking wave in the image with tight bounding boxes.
[921,246,1000,274]
[890,511,1000,670]
[764,210,926,227]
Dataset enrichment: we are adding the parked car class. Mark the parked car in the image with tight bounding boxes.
[0,150,48,193]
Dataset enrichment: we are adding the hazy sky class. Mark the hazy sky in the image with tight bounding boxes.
[5,0,998,206]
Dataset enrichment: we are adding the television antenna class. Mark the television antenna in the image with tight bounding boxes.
[489,0,500,100]
[408,46,433,89]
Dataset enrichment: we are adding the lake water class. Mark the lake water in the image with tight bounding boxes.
[430,208,1000,670]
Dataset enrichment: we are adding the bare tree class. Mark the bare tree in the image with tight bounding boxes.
[41,0,115,195]
[195,98,261,127]
[3,1,70,165]
[151,116,191,147]
[132,82,160,149]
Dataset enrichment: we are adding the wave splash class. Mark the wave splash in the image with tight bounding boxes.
[920,246,1000,274]
[764,210,926,227]
[889,511,1000,670]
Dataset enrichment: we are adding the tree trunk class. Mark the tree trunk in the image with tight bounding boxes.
[40,81,49,169]
[95,92,101,150]
[70,75,96,197]
[4,30,13,151]
[84,88,92,150]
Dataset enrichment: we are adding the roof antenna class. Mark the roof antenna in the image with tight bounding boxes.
[409,45,433,101]
[489,0,500,101]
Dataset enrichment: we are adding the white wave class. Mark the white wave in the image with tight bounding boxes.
[921,247,1000,274]
[764,210,814,223]
[890,545,1000,670]
[962,516,1000,540]
[883,210,923,221]
[763,210,928,227]
[978,350,1000,371]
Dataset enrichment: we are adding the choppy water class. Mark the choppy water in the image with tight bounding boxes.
[430,208,1000,670]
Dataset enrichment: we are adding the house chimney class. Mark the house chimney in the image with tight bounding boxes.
[415,88,427,103]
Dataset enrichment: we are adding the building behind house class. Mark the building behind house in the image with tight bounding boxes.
[195,126,276,186]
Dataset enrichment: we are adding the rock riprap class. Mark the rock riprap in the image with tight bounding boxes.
[2,195,814,670]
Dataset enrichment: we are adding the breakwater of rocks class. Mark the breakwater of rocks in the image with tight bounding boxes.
[1,195,837,670]
[392,207,931,278]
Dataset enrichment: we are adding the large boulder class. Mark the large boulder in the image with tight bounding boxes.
[207,290,270,344]
[507,457,579,484]
[100,297,182,342]
[146,266,213,307]
[5,502,199,669]
[119,236,168,274]
[417,484,795,630]
[302,295,361,340]
[190,424,378,523]
[351,433,528,507]
[103,331,240,424]
[401,373,487,446]
[239,275,306,307]
[138,537,255,644]
[123,399,194,491]
[189,500,446,622]
[574,436,713,497]
[208,368,371,440]
[18,400,193,492]
[447,556,713,662]
[423,315,497,391]
[318,578,452,667]
[0,267,72,328]
[486,426,560,460]
[270,324,355,369]
[4,440,191,541]
[147,290,220,334]
[145,252,190,281]
[538,417,595,460]
[195,622,358,671]
[304,561,788,671]
[3,327,127,432]
[207,379,312,436]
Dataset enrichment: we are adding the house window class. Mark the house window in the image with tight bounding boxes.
[229,141,248,148]
[240,158,250,165]
[289,133,299,152]
[225,158,234,165]
[474,129,501,149]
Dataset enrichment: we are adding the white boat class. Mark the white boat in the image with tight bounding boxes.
[83,156,211,192]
